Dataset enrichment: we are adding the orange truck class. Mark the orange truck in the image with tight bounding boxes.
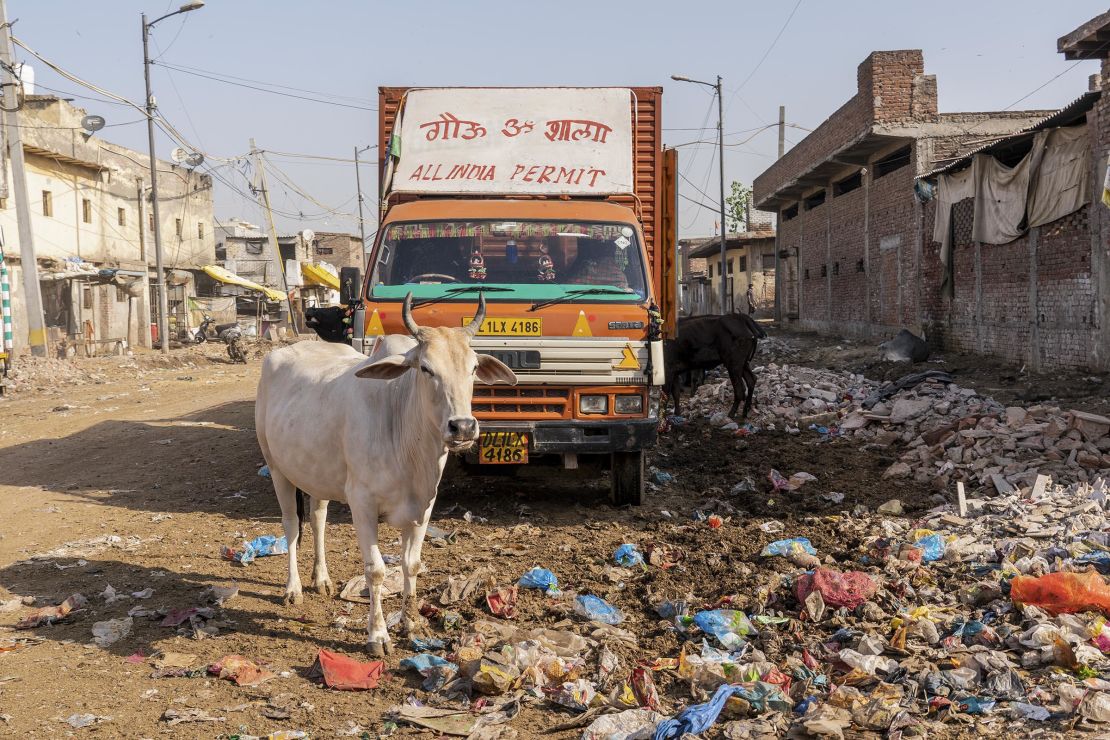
[350,86,677,504]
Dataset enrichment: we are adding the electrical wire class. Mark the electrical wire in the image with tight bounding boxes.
[151,61,377,112]
[152,60,376,105]
[262,147,376,164]
[725,0,804,105]
[677,170,720,209]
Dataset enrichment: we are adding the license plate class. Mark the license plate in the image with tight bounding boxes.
[478,431,529,464]
[463,317,542,336]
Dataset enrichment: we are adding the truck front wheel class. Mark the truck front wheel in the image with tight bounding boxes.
[610,450,644,506]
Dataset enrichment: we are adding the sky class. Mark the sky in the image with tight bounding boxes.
[11,0,1107,244]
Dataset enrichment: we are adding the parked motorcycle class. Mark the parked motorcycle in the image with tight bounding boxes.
[194,315,247,363]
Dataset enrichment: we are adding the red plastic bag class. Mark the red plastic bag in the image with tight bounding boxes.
[1009,571,1110,616]
[795,568,877,609]
[308,649,385,690]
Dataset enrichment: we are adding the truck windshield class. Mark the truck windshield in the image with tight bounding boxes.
[370,220,647,302]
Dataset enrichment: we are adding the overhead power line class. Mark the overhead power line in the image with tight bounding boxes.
[153,60,375,105]
[152,61,377,112]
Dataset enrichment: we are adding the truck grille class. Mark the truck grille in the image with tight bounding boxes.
[473,387,570,419]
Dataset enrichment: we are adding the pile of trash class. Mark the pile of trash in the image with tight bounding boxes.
[682,363,1110,491]
[372,476,1110,738]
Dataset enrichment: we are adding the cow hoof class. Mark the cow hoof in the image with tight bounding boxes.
[311,579,335,598]
[367,638,393,657]
[282,590,303,606]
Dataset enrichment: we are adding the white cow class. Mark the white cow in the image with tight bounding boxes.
[255,294,516,655]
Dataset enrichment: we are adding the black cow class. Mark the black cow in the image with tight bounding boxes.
[304,306,351,343]
[664,313,764,418]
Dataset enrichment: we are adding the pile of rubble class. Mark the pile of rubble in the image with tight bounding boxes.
[682,363,1110,492]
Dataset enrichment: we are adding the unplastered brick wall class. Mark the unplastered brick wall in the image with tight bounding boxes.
[778,215,802,317]
[827,184,867,326]
[867,158,917,329]
[798,195,830,326]
[1035,208,1096,370]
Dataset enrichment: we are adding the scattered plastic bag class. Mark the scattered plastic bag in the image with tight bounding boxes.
[221,534,288,565]
[582,708,663,740]
[308,649,385,690]
[1010,571,1110,615]
[914,533,946,562]
[795,568,877,609]
[486,586,519,619]
[91,617,132,647]
[575,595,624,625]
[761,538,817,558]
[546,678,597,711]
[692,609,754,650]
[518,567,560,594]
[615,544,645,567]
[16,593,86,629]
[208,654,275,686]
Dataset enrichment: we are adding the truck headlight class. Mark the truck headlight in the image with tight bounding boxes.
[579,395,608,414]
[614,394,643,414]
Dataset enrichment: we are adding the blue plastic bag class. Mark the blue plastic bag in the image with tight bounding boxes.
[411,637,446,651]
[614,543,644,567]
[914,533,946,562]
[760,538,817,558]
[693,609,754,649]
[400,653,456,674]
[574,594,624,625]
[257,465,271,478]
[518,567,560,594]
[226,534,288,565]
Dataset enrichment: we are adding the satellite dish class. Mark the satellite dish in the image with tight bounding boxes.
[81,115,105,133]
[301,229,316,244]
[185,152,205,167]
[170,147,188,164]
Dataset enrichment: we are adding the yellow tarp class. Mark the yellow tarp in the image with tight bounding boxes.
[202,265,286,301]
[301,262,340,290]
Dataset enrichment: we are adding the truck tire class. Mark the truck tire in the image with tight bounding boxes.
[610,451,644,506]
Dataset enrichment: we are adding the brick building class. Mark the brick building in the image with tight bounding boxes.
[310,231,363,270]
[681,230,777,315]
[754,35,1110,371]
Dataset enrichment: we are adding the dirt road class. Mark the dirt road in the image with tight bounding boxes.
[0,335,1100,738]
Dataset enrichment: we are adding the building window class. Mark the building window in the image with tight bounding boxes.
[148,213,154,231]
[727,260,734,274]
[197,222,205,239]
[42,190,53,217]
[804,268,810,280]
[0,197,8,209]
[82,198,92,224]
[762,253,776,271]
[782,203,799,221]
[857,258,865,273]
[804,190,826,210]
[175,218,182,237]
[316,247,334,255]
[820,264,828,278]
[82,285,92,309]
[833,261,840,275]
[738,255,748,272]
[118,208,126,227]
[874,145,912,179]
[115,285,128,303]
[708,264,713,279]
[834,170,862,196]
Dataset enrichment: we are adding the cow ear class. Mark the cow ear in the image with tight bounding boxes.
[476,354,518,385]
[355,354,411,380]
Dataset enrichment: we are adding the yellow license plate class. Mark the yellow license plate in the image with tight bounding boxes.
[478,431,529,464]
[463,317,542,336]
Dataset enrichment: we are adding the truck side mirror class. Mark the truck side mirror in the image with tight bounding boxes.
[340,267,362,304]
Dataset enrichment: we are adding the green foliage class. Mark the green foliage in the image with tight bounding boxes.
[725,181,752,233]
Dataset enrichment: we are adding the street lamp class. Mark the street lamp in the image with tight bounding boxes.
[671,73,728,312]
[354,145,373,251]
[143,1,204,352]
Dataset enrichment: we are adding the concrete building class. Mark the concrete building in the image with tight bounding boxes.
[680,230,777,315]
[754,31,1110,371]
[311,231,363,270]
[1,95,213,352]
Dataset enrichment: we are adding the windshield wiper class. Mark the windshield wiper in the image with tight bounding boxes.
[529,288,635,312]
[411,286,511,309]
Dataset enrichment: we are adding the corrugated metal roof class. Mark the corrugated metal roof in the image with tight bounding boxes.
[920,90,1100,178]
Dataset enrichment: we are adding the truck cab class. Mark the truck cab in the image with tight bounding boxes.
[355,86,677,504]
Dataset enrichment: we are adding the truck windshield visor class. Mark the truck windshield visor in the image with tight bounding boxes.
[370,220,647,301]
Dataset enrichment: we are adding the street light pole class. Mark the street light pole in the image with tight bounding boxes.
[354,145,369,250]
[142,2,204,353]
[672,73,728,313]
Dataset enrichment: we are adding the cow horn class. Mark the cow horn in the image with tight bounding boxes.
[401,292,421,337]
[464,292,486,336]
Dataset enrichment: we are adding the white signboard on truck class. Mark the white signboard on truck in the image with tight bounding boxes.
[392,87,634,196]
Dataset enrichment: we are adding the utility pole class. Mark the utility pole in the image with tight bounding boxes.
[354,145,367,249]
[0,0,47,356]
[778,105,786,159]
[715,76,728,313]
[250,139,298,335]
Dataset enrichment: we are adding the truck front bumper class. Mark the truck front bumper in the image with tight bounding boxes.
[477,418,657,455]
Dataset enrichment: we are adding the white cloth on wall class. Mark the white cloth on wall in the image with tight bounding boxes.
[972,153,1031,245]
[1027,125,1090,228]
[932,164,975,296]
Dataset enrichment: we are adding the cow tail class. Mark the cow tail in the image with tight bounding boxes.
[294,488,306,540]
